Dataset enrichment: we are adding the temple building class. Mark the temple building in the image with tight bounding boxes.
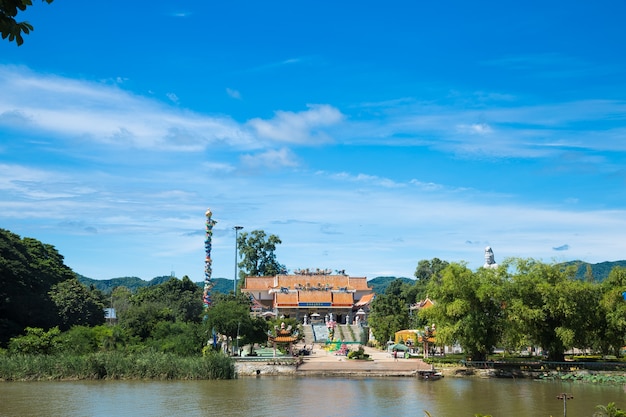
[240,269,374,324]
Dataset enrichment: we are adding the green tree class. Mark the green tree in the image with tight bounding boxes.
[204,293,257,354]
[368,283,410,344]
[414,258,449,299]
[119,302,174,341]
[0,229,76,346]
[147,321,204,355]
[599,267,626,356]
[117,276,203,347]
[506,259,595,361]
[384,279,407,297]
[237,230,285,285]
[132,276,203,323]
[569,280,605,353]
[422,262,507,361]
[56,324,118,354]
[8,326,60,354]
[1,0,53,46]
[110,286,133,318]
[56,325,99,354]
[240,315,269,354]
[49,278,105,330]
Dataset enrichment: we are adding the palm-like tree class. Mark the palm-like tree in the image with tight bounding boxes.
[594,402,626,417]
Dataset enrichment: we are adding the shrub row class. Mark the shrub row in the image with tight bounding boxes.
[0,351,235,381]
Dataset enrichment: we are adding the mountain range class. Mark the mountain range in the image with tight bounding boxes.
[77,260,626,295]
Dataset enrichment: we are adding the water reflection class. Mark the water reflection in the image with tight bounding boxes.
[0,377,623,417]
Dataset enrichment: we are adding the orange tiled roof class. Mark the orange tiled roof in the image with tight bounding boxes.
[355,293,375,306]
[275,292,299,306]
[279,274,370,290]
[297,291,332,303]
[243,276,275,290]
[271,335,298,343]
[243,274,372,292]
[332,292,354,306]
[410,298,435,310]
[348,277,370,290]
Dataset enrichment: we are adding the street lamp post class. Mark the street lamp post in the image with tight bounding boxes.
[233,226,243,294]
[556,393,573,417]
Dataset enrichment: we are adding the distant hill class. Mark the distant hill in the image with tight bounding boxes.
[78,273,410,295]
[208,278,236,295]
[367,276,413,294]
[77,274,235,294]
[77,275,150,292]
[77,260,626,295]
[561,260,626,282]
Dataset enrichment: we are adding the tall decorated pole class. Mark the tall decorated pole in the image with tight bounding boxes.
[203,208,217,309]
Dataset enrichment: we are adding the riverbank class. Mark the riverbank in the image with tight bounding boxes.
[238,344,626,384]
[0,351,235,381]
[3,346,626,384]
[429,362,626,386]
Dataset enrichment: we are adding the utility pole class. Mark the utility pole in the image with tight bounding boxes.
[233,226,243,294]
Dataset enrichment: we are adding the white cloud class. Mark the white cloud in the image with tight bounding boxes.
[166,92,180,104]
[240,148,299,169]
[3,65,624,163]
[320,171,404,188]
[457,123,493,135]
[340,97,626,161]
[203,161,236,173]
[0,65,253,151]
[409,179,444,191]
[244,57,312,73]
[247,104,343,144]
[226,88,241,99]
[0,163,71,199]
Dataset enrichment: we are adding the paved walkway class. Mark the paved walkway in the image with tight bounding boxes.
[296,343,433,376]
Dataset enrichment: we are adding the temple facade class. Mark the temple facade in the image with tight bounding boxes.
[241,270,374,324]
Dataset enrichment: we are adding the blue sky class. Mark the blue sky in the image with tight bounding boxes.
[1,1,626,281]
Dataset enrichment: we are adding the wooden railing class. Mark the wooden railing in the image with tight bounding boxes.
[463,360,626,371]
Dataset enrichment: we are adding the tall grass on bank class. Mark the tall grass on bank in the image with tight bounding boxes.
[0,351,235,381]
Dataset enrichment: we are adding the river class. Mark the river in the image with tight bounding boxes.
[0,377,624,416]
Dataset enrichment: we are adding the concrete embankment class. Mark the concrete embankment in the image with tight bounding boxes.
[235,345,434,377]
[236,357,430,378]
[235,359,300,376]
[236,346,626,381]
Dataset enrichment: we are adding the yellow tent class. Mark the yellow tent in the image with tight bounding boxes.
[394,329,419,345]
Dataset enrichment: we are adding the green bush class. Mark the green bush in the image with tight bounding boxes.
[57,326,101,354]
[8,327,61,355]
[0,351,236,381]
[572,355,603,362]
[424,354,465,365]
[147,321,203,355]
[347,346,370,360]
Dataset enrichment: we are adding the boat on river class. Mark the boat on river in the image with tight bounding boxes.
[417,370,443,380]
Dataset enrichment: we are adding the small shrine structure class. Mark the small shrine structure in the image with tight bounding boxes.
[267,322,299,357]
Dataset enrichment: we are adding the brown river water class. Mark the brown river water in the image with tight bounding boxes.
[0,377,624,417]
